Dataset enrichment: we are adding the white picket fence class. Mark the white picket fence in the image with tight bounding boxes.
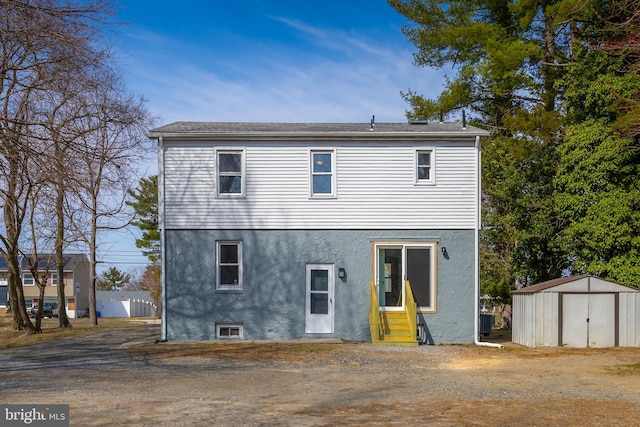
[96,298,157,318]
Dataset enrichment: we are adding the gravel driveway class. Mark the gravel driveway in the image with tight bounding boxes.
[1,324,639,426]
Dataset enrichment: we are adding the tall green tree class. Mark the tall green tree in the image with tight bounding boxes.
[554,4,640,288]
[97,266,131,291]
[387,0,584,125]
[388,0,581,297]
[592,0,640,138]
[127,176,159,263]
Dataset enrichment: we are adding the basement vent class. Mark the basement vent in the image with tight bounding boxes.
[216,324,243,339]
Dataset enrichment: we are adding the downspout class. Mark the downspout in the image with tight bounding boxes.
[473,134,503,348]
[158,136,168,342]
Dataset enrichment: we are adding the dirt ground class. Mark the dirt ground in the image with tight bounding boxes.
[1,325,639,426]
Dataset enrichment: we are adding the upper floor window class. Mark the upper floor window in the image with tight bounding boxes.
[216,241,242,290]
[23,273,34,286]
[416,149,435,185]
[310,149,336,197]
[216,149,245,197]
[49,273,58,286]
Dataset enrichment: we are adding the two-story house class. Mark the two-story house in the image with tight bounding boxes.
[0,253,90,318]
[149,121,489,344]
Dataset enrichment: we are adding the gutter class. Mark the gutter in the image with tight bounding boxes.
[158,136,168,341]
[146,131,487,143]
[473,135,503,348]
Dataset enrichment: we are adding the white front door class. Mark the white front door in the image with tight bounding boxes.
[305,264,334,333]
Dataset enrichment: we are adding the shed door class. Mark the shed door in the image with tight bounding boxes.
[562,294,615,348]
[588,294,616,348]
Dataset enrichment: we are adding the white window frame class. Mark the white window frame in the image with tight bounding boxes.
[216,241,243,290]
[23,273,34,286]
[415,148,436,185]
[374,242,437,313]
[216,323,243,339]
[406,243,437,313]
[50,272,58,287]
[309,148,337,198]
[215,148,246,197]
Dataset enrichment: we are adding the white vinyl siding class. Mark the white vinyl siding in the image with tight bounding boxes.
[163,141,478,230]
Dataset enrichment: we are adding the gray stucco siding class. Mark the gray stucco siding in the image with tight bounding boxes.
[164,229,475,343]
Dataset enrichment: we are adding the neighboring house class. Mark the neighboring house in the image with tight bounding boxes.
[149,121,490,344]
[0,253,90,318]
[96,290,157,318]
[512,275,640,348]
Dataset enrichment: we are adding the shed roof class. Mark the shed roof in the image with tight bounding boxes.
[148,121,490,139]
[512,275,639,293]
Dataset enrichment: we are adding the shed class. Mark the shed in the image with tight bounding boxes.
[512,275,640,348]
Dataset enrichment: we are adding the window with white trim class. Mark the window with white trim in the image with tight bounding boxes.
[50,273,58,287]
[406,245,436,312]
[415,149,435,185]
[23,273,34,286]
[216,149,245,197]
[216,241,242,290]
[310,149,336,197]
[216,324,243,339]
[375,242,437,313]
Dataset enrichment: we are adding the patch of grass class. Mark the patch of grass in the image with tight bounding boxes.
[0,312,147,350]
[134,341,344,362]
[289,343,338,352]
[608,362,640,375]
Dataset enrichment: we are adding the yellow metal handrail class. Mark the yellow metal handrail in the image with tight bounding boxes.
[369,281,381,343]
[404,280,417,342]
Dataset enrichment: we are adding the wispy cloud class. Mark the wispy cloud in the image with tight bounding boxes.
[270,16,392,58]
[122,17,445,124]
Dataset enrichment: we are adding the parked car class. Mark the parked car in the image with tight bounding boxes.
[29,302,58,318]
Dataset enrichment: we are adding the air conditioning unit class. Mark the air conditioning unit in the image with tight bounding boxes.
[480,314,494,336]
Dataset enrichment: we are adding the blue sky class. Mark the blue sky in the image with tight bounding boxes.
[101,0,446,273]
[114,0,445,124]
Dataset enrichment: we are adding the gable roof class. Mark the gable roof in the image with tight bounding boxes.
[148,121,490,140]
[0,253,88,271]
[512,274,639,293]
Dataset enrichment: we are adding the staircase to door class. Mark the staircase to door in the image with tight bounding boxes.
[369,280,418,346]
